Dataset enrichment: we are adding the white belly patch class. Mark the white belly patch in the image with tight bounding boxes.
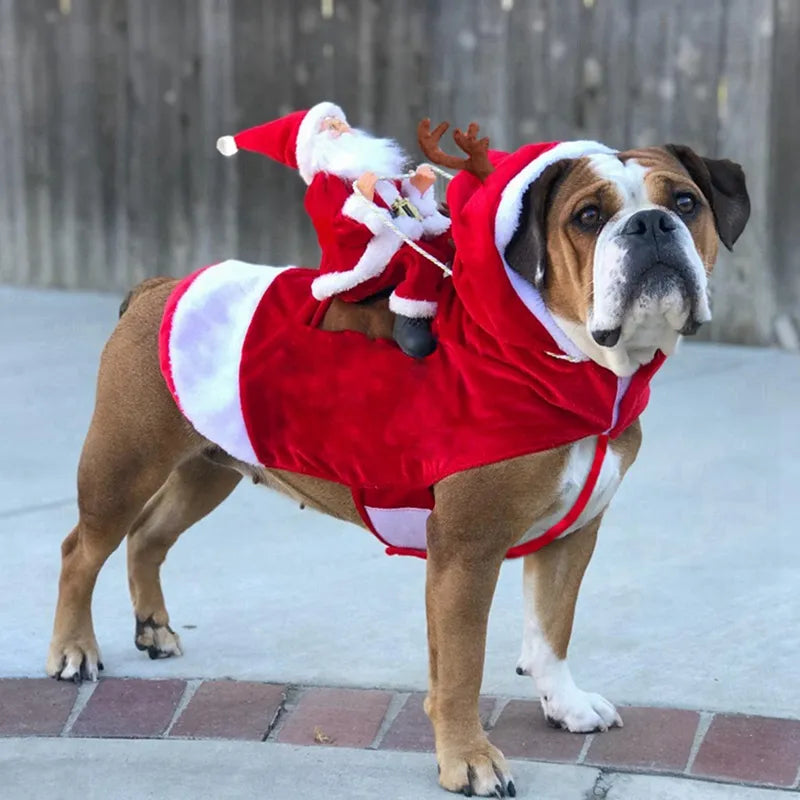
[513,437,622,548]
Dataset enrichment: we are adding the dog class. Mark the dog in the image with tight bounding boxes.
[47,128,749,797]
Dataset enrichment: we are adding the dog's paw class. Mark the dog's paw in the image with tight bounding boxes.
[438,741,515,797]
[46,639,104,683]
[134,617,183,660]
[540,688,622,733]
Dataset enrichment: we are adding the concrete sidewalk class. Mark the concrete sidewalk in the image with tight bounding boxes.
[1,286,798,714]
[1,286,799,798]
[1,738,794,800]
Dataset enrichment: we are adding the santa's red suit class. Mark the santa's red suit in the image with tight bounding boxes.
[161,138,668,559]
[217,101,452,318]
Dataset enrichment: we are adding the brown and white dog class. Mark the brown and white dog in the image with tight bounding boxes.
[46,136,749,796]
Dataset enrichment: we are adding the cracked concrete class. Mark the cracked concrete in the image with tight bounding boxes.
[585,770,615,799]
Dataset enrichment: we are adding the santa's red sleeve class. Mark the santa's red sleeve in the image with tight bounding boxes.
[308,172,405,301]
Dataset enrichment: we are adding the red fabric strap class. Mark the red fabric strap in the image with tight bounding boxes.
[504,434,609,559]
[352,434,609,561]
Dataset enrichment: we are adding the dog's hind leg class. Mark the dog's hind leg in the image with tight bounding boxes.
[47,279,193,681]
[516,516,622,733]
[127,454,241,659]
[46,425,183,682]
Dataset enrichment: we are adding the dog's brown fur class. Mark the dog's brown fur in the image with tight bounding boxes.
[47,145,740,796]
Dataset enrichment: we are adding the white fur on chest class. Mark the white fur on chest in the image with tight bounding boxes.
[515,437,622,547]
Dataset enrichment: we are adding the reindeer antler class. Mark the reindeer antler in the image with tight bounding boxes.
[417,118,494,182]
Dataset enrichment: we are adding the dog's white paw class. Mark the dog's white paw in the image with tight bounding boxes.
[540,687,622,733]
[135,617,183,659]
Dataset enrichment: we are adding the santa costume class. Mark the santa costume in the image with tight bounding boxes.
[216,102,453,357]
[159,134,670,560]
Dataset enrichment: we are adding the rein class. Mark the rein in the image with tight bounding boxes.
[351,165,455,276]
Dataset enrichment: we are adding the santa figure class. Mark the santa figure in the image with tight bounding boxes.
[216,101,453,357]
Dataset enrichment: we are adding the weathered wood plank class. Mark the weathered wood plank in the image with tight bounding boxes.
[0,0,29,285]
[0,0,789,345]
[711,0,776,345]
[770,0,800,336]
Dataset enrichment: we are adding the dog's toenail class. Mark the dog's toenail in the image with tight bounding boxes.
[507,781,516,797]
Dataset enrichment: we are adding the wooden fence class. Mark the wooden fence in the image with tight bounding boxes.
[0,0,797,346]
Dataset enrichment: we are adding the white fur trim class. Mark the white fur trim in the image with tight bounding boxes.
[421,211,451,238]
[216,135,238,157]
[495,141,617,361]
[401,178,438,217]
[389,292,438,319]
[364,506,430,550]
[296,101,346,184]
[168,260,289,465]
[310,195,402,300]
[341,192,392,235]
[401,178,450,236]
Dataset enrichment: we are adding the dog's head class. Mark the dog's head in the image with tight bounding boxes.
[504,145,750,375]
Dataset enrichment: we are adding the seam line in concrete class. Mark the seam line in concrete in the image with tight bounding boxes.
[369,691,409,750]
[261,685,290,742]
[162,679,202,737]
[486,696,509,730]
[577,732,595,765]
[0,497,75,520]
[684,710,714,774]
[60,680,98,736]
[263,684,301,742]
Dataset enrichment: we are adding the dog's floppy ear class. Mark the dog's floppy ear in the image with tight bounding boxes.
[665,144,750,251]
[504,161,569,290]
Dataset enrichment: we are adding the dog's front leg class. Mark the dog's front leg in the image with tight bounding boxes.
[425,512,515,797]
[517,516,622,732]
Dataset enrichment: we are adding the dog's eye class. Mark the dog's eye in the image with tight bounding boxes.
[574,205,603,231]
[675,192,697,215]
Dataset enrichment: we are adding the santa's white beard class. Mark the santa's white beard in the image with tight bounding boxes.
[306,129,409,181]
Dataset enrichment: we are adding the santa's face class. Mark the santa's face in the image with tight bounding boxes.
[307,123,409,182]
[321,116,351,137]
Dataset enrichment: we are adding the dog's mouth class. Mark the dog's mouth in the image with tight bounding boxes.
[590,260,709,349]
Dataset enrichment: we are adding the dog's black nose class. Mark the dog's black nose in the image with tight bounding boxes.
[622,209,677,238]
[591,327,621,347]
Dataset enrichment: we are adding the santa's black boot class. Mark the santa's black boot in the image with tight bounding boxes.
[393,314,436,358]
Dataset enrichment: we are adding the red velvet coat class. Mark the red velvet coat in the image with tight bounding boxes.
[160,141,667,559]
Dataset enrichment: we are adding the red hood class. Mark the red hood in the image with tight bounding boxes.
[445,141,617,352]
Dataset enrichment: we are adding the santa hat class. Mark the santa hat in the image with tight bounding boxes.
[216,101,346,185]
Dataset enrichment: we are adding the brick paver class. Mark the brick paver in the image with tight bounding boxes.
[379,692,495,752]
[170,681,286,740]
[275,687,392,748]
[585,706,700,771]
[1,676,798,790]
[490,699,588,762]
[691,713,800,787]
[70,679,185,738]
[0,679,78,736]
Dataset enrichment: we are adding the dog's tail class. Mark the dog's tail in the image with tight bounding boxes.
[118,277,174,318]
